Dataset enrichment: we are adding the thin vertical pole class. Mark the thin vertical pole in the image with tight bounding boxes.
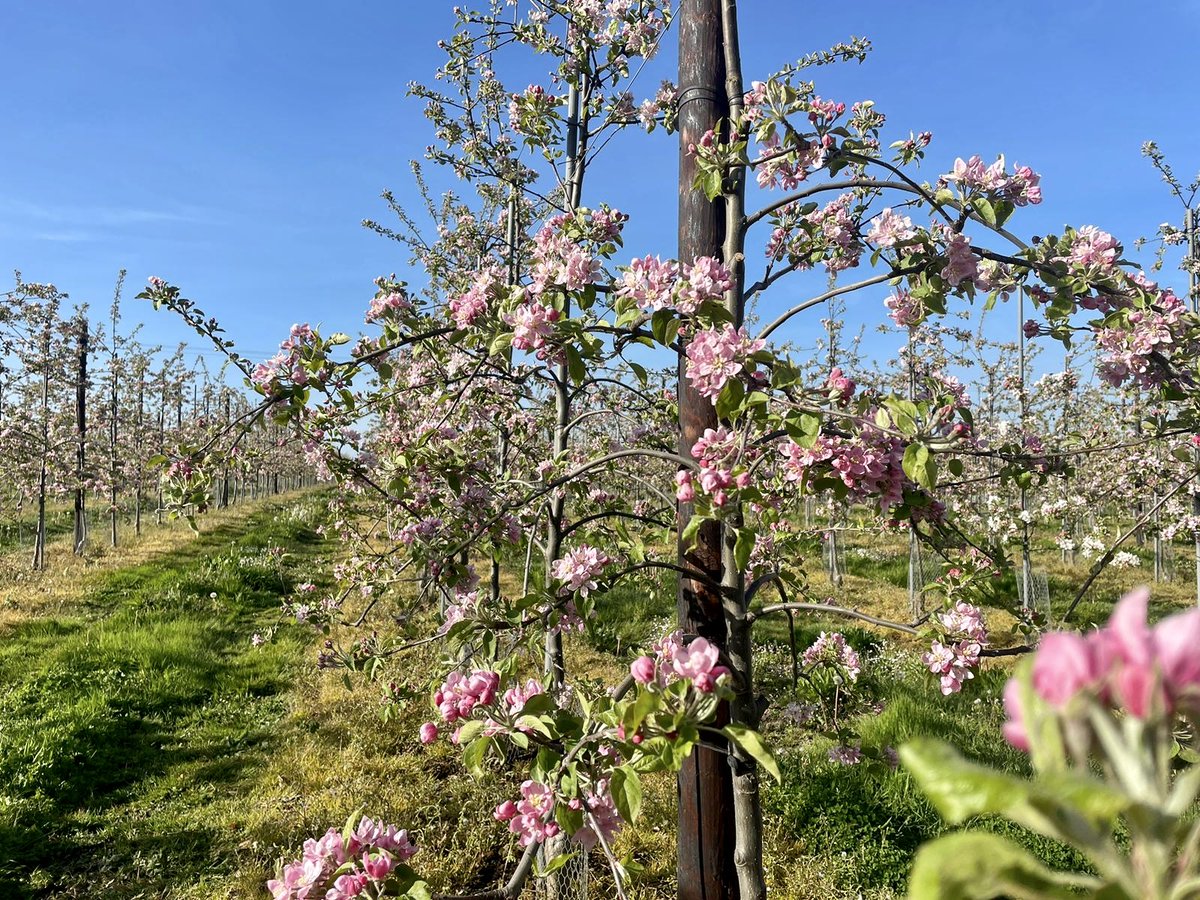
[73,317,89,555]
[1187,207,1200,605]
[676,1,737,896]
[1018,288,1033,613]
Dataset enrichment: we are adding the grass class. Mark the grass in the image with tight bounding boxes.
[0,495,326,898]
[2,502,1193,898]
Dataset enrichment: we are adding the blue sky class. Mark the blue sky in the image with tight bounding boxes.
[3,1,1198,372]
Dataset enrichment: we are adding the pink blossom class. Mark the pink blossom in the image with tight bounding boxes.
[866,208,915,248]
[1155,608,1200,711]
[494,800,517,821]
[418,722,439,744]
[617,254,679,311]
[802,632,861,681]
[1005,164,1043,206]
[1102,587,1162,718]
[674,470,695,502]
[551,545,611,596]
[923,602,989,695]
[365,290,412,323]
[268,816,415,900]
[826,367,856,405]
[433,670,500,725]
[884,289,923,327]
[571,780,623,849]
[505,301,560,352]
[671,637,726,691]
[361,852,393,881]
[676,256,733,313]
[500,780,561,846]
[685,324,765,400]
[502,679,545,716]
[449,269,500,328]
[1064,226,1120,272]
[941,232,978,287]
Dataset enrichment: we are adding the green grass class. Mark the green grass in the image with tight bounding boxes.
[2,506,1190,898]
[0,496,327,898]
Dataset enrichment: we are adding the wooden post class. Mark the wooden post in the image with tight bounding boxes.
[73,316,89,555]
[676,0,737,896]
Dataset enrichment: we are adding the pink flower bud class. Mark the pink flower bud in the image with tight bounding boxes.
[1001,678,1029,752]
[674,470,695,502]
[418,722,439,745]
[1156,608,1200,710]
[1031,632,1100,708]
[630,656,657,684]
[494,800,517,821]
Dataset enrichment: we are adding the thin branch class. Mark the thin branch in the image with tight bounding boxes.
[748,600,921,635]
[433,839,541,900]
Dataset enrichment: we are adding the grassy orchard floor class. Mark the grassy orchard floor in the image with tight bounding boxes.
[1,499,1195,899]
[0,496,328,898]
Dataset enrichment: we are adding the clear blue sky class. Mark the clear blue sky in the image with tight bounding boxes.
[3,1,1198,370]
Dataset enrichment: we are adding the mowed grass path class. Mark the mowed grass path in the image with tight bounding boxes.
[0,496,326,898]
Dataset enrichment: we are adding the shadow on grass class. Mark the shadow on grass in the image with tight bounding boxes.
[0,496,328,898]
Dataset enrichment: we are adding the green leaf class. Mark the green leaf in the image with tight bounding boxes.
[623,688,659,736]
[971,197,998,228]
[900,738,1130,841]
[611,765,644,823]
[716,377,745,420]
[907,832,1102,899]
[462,736,491,779]
[455,719,485,745]
[489,331,513,355]
[903,443,932,488]
[722,723,782,783]
[565,344,586,384]
[516,714,554,738]
[536,850,578,877]
[733,527,756,573]
[680,514,705,550]
[650,309,680,347]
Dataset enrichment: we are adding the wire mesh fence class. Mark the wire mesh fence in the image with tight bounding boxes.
[1016,570,1050,615]
[536,838,588,900]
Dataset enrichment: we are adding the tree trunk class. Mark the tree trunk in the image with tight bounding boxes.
[221,395,232,508]
[32,324,51,570]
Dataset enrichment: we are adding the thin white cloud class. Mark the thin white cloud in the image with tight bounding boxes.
[0,197,217,229]
[27,230,98,243]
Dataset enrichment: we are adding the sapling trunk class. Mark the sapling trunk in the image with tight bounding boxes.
[73,317,89,555]
[32,323,50,571]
